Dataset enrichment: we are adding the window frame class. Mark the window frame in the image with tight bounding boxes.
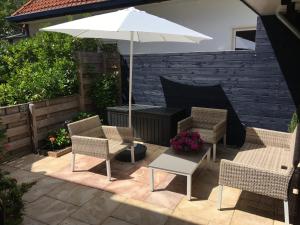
[232,27,256,51]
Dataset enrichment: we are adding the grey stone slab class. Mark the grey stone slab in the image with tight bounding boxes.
[25,196,78,225]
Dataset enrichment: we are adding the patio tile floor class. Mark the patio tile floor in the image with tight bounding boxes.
[0,143,287,225]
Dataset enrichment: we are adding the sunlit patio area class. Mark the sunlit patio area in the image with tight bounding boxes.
[1,143,286,225]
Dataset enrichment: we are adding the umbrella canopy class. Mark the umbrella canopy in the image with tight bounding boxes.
[41,7,212,129]
[41,7,211,43]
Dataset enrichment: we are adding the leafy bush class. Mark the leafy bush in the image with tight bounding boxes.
[72,112,94,122]
[44,111,94,150]
[0,32,99,106]
[288,111,299,133]
[45,128,71,150]
[0,171,34,225]
[0,0,27,38]
[90,72,119,118]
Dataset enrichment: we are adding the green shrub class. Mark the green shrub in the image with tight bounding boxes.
[0,32,100,106]
[44,112,96,150]
[0,171,35,225]
[288,111,299,133]
[90,72,119,118]
[72,112,94,122]
[45,128,71,150]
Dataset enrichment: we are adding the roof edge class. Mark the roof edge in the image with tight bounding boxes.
[7,0,167,23]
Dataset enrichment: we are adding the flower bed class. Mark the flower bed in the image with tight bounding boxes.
[170,131,204,153]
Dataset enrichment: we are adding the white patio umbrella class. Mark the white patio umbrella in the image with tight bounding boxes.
[41,7,212,128]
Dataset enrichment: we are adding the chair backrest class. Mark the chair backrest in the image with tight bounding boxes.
[67,115,104,138]
[245,127,292,149]
[191,107,227,125]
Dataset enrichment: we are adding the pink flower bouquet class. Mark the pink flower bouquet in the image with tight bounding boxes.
[170,131,204,153]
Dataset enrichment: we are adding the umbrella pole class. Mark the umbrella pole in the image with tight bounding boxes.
[128,31,134,128]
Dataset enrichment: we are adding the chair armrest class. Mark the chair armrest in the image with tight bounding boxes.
[213,119,226,132]
[71,135,109,159]
[102,126,134,143]
[177,116,193,133]
[219,159,293,200]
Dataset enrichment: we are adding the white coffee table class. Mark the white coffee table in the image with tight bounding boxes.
[148,144,211,200]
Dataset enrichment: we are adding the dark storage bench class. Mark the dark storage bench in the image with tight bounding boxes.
[107,105,185,146]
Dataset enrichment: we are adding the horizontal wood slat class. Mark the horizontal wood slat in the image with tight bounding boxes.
[35,100,79,117]
[0,112,28,124]
[6,125,30,138]
[6,137,31,152]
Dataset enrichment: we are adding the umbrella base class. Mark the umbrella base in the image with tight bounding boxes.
[115,144,147,162]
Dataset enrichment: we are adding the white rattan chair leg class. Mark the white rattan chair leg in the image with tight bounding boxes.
[187,174,192,200]
[131,146,135,164]
[283,200,290,225]
[71,153,75,172]
[106,160,111,181]
[150,168,154,192]
[213,144,217,162]
[217,185,223,210]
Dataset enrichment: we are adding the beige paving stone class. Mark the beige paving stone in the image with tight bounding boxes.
[129,166,171,186]
[47,182,99,206]
[95,159,137,179]
[9,168,43,184]
[230,209,273,225]
[195,169,219,186]
[71,192,126,225]
[101,217,133,225]
[205,185,241,208]
[22,216,47,225]
[23,177,65,203]
[112,198,171,225]
[25,196,78,225]
[144,189,183,210]
[235,198,275,218]
[30,155,70,175]
[58,217,90,225]
[174,199,233,225]
[273,219,286,225]
[104,179,149,201]
[165,214,208,225]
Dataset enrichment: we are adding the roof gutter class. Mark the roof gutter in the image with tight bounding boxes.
[6,0,167,23]
[240,0,260,15]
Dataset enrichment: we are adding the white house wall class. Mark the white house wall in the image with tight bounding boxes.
[119,0,257,54]
[27,0,257,54]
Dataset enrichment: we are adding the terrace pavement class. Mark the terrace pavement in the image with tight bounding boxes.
[0,143,287,225]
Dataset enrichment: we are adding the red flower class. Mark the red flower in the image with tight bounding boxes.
[48,136,56,144]
[170,131,204,152]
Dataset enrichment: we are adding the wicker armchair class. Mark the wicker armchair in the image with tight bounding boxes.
[218,126,298,225]
[177,107,227,161]
[67,115,134,181]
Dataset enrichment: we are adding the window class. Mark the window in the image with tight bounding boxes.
[232,28,256,50]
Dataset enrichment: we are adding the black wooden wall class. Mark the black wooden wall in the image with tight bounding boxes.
[123,17,297,132]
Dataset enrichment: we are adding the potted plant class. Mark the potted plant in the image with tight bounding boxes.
[44,128,72,158]
[41,112,94,157]
[170,131,204,153]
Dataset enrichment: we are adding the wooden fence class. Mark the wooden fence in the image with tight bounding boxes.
[0,51,121,159]
[0,103,32,159]
[77,51,121,111]
[0,95,80,158]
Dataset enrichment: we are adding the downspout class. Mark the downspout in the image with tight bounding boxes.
[276,5,300,39]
